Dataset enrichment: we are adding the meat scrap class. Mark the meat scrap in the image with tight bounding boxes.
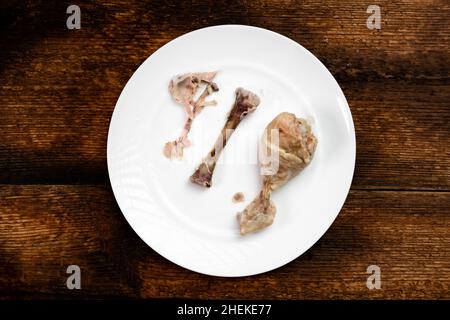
[163,72,219,159]
[238,112,317,235]
[232,192,245,203]
[190,88,261,187]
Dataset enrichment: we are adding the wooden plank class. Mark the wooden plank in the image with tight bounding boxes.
[1,80,448,189]
[0,185,448,299]
[1,1,448,81]
[344,80,450,190]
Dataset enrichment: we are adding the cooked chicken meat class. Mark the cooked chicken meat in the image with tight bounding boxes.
[238,112,317,235]
[163,72,219,159]
[232,192,245,203]
[190,88,261,187]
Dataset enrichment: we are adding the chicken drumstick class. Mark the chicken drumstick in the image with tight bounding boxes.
[238,112,317,235]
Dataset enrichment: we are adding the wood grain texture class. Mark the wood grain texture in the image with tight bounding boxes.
[0,185,448,299]
[1,0,449,80]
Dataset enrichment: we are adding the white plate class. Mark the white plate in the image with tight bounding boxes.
[107,25,355,277]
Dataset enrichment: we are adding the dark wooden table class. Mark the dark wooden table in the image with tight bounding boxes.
[0,1,449,299]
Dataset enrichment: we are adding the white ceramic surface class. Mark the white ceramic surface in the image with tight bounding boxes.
[107,25,356,277]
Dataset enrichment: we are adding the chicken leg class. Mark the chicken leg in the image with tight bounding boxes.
[238,112,317,235]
